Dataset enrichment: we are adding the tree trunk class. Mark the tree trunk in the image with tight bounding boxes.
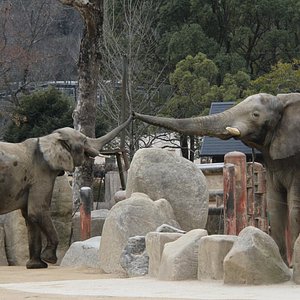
[180,134,189,159]
[59,0,104,204]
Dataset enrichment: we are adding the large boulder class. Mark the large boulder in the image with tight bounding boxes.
[3,175,72,265]
[158,229,208,281]
[293,234,300,284]
[0,225,8,265]
[3,210,28,265]
[126,149,209,231]
[224,226,291,284]
[60,236,101,269]
[99,192,179,274]
[50,174,73,263]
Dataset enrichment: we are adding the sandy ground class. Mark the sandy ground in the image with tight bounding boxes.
[0,266,300,300]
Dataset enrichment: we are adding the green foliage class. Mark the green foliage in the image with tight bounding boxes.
[167,24,219,67]
[250,60,300,94]
[163,53,251,118]
[156,0,300,78]
[4,87,74,142]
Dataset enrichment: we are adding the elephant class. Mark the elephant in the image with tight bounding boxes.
[0,116,131,269]
[134,93,300,265]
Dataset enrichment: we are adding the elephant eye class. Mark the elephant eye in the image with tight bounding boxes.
[252,111,260,118]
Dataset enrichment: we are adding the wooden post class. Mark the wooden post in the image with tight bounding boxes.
[224,152,247,235]
[223,163,236,235]
[247,162,268,233]
[80,187,92,240]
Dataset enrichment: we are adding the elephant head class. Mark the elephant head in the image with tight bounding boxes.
[134,93,300,160]
[38,116,132,172]
[134,93,300,265]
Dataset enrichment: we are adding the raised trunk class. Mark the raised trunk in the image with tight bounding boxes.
[134,110,236,139]
[87,116,132,151]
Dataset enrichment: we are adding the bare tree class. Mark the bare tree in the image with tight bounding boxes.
[0,0,80,104]
[58,0,104,203]
[99,0,173,157]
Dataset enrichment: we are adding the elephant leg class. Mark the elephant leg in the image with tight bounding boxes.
[27,189,59,265]
[267,187,288,264]
[38,211,59,264]
[21,209,48,269]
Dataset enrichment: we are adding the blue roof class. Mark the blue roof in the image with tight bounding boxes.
[200,102,255,156]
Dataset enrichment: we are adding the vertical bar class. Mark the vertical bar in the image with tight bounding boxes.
[224,152,247,235]
[246,162,255,227]
[116,152,126,190]
[223,163,236,235]
[80,187,92,240]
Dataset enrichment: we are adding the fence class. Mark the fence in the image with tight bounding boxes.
[223,151,268,235]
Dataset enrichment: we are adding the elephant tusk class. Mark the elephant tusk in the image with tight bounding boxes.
[226,127,241,136]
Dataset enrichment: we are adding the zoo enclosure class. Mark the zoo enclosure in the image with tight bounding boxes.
[200,151,268,235]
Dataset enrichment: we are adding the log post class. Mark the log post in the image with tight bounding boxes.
[80,187,93,240]
[223,163,236,235]
[224,152,247,235]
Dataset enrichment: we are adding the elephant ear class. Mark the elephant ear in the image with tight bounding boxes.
[39,132,74,172]
[270,94,300,160]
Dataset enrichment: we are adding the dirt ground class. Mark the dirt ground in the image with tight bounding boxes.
[0,266,129,300]
[0,266,300,300]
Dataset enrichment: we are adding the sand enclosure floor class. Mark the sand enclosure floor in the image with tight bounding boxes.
[0,266,299,299]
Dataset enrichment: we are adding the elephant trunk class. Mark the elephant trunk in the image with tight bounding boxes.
[134,111,239,139]
[85,116,132,153]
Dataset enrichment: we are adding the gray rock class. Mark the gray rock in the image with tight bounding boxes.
[0,226,8,266]
[60,236,101,268]
[158,229,208,280]
[126,149,209,231]
[198,235,237,280]
[114,190,127,203]
[293,234,300,284]
[145,231,183,277]
[99,192,180,274]
[156,224,186,234]
[50,175,73,264]
[224,226,292,284]
[4,210,28,265]
[120,236,149,277]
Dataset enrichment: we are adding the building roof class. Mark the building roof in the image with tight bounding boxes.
[199,102,256,157]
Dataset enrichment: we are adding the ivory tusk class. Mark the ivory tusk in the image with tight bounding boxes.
[226,127,241,136]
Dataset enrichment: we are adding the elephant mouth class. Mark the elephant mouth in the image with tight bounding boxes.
[84,147,99,158]
[226,127,241,137]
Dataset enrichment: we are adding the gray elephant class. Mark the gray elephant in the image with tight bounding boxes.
[0,116,131,269]
[134,93,300,264]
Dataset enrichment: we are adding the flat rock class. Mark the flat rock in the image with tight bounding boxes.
[158,229,208,280]
[146,232,183,277]
[198,235,237,280]
[60,236,101,268]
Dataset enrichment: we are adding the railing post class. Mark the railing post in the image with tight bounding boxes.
[224,151,247,235]
[80,187,93,240]
[223,163,236,235]
[247,162,268,233]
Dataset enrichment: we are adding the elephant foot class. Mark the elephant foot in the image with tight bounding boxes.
[26,258,48,269]
[41,247,57,264]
